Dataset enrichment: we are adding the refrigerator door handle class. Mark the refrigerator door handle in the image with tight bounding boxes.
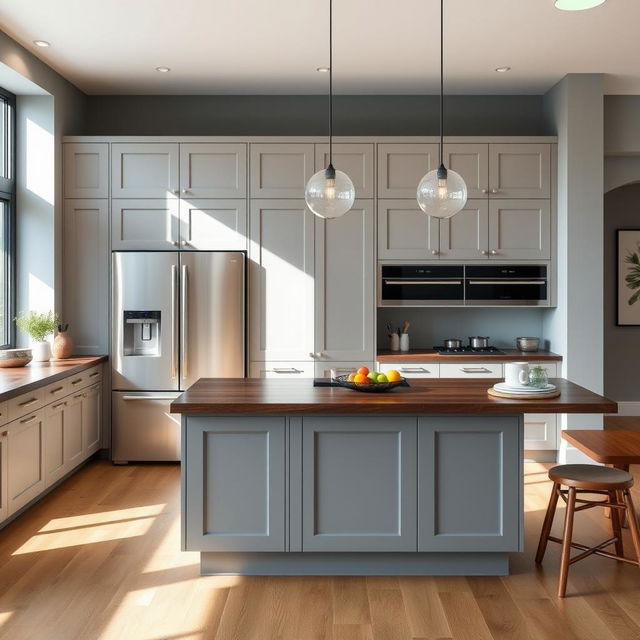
[181,264,188,381]
[171,264,178,379]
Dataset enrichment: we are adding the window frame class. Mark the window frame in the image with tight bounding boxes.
[0,86,16,349]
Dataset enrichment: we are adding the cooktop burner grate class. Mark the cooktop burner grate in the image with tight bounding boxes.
[433,346,506,355]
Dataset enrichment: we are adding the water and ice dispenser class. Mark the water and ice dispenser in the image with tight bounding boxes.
[123,311,161,356]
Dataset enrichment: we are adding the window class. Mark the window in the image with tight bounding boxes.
[0,87,15,348]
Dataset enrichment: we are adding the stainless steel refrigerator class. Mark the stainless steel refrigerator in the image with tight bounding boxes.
[111,251,245,462]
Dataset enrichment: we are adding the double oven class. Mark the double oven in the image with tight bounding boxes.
[379,264,550,307]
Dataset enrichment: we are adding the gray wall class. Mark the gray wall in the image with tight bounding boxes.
[604,183,640,401]
[377,308,547,351]
[84,94,550,136]
[604,96,640,155]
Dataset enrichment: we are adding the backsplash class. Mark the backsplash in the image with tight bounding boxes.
[377,308,551,351]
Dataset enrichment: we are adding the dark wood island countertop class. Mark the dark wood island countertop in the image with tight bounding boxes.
[171,377,615,416]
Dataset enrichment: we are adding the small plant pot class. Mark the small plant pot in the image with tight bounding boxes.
[32,341,52,362]
[52,331,73,359]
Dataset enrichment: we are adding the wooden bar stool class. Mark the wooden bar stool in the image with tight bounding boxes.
[535,464,640,597]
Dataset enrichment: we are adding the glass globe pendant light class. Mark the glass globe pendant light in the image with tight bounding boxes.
[416,0,467,219]
[305,0,355,219]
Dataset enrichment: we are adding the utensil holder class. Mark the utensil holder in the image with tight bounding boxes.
[400,333,410,352]
[390,334,400,351]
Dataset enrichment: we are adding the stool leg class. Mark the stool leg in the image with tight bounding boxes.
[622,489,640,567]
[608,490,624,558]
[558,486,576,598]
[536,482,560,564]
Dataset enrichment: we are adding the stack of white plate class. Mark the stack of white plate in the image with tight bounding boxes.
[493,382,557,394]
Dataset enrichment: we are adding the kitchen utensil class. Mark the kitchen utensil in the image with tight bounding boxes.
[443,338,462,349]
[528,365,549,388]
[504,362,530,387]
[516,337,540,352]
[0,348,33,368]
[402,320,411,334]
[488,387,560,400]
[333,374,408,393]
[468,336,490,349]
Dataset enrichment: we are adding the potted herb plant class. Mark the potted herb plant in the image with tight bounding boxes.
[15,311,59,362]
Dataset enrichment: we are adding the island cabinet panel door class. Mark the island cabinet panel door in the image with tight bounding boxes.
[315,200,375,362]
[184,417,286,552]
[249,200,315,361]
[301,417,417,552]
[418,416,521,552]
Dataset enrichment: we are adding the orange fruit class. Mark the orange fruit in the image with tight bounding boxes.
[353,373,367,384]
[357,366,369,376]
[386,369,401,382]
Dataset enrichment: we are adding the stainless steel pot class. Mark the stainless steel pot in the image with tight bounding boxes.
[443,338,462,349]
[468,336,490,349]
[516,336,540,352]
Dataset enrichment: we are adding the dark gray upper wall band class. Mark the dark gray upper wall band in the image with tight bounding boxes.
[84,94,550,136]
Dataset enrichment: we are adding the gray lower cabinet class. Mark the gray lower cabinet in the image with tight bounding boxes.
[301,417,417,552]
[418,416,521,552]
[184,417,286,552]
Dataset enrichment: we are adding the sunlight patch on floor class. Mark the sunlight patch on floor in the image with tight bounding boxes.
[39,504,167,532]
[0,611,14,628]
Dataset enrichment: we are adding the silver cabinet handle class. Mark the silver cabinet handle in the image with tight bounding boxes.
[399,367,430,373]
[181,264,188,380]
[52,401,67,410]
[19,397,38,407]
[171,264,178,379]
[20,414,38,424]
[461,367,492,373]
[122,395,177,401]
[468,280,545,285]
[267,368,302,374]
[384,280,462,286]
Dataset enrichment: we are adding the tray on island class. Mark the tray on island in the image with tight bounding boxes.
[331,374,410,393]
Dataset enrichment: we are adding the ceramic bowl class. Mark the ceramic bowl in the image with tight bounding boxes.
[0,348,33,367]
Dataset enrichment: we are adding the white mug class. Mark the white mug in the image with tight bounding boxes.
[505,362,529,387]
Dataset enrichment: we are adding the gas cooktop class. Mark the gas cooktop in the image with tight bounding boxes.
[433,346,506,355]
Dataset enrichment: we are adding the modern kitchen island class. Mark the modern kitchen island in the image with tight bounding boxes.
[171,378,616,576]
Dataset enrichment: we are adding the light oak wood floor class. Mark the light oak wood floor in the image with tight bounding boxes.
[1,460,640,640]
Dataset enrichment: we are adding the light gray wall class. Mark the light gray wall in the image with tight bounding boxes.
[604,96,640,155]
[0,29,87,341]
[604,183,640,401]
[377,308,547,351]
[543,74,604,440]
[84,94,550,136]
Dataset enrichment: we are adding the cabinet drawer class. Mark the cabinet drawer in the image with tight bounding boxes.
[66,365,103,392]
[8,389,45,422]
[378,363,439,378]
[315,362,376,379]
[0,401,8,426]
[84,365,104,385]
[42,379,70,403]
[249,362,314,378]
[439,363,503,378]
[524,413,558,450]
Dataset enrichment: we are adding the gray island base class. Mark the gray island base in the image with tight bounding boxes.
[172,377,616,576]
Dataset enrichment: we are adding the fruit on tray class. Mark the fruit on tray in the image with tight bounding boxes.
[346,367,399,385]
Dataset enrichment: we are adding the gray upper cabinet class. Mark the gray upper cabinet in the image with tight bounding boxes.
[443,143,489,199]
[315,143,375,199]
[489,144,551,198]
[64,143,109,198]
[63,199,109,355]
[315,200,375,362]
[184,417,285,552]
[418,416,521,552]
[439,199,489,260]
[377,143,439,198]
[249,199,315,361]
[489,199,551,260]
[179,199,247,251]
[111,143,179,198]
[112,198,180,250]
[302,417,417,552]
[250,143,314,198]
[378,199,439,259]
[179,143,247,198]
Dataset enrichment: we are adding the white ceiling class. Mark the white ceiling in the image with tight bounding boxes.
[0,0,637,95]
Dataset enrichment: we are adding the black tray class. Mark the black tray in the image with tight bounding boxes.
[331,374,409,393]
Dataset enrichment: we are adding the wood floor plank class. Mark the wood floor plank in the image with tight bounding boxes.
[398,577,451,640]
[332,577,371,625]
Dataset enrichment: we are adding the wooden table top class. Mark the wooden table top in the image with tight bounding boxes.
[171,377,616,416]
[0,356,107,402]
[562,429,640,465]
[376,348,562,363]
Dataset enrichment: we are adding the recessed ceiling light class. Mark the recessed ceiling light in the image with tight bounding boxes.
[495,66,511,73]
[155,66,171,73]
[33,40,50,47]
[555,0,605,10]
[316,67,330,73]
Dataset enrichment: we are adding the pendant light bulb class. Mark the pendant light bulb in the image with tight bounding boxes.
[417,164,467,219]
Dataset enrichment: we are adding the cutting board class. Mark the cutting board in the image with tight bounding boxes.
[488,387,561,400]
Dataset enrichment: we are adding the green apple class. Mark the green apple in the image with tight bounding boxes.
[376,373,388,383]
[367,371,378,382]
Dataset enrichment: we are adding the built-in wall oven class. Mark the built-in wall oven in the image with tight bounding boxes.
[379,264,549,307]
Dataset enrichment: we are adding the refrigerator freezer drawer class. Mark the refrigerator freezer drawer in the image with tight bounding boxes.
[112,392,181,462]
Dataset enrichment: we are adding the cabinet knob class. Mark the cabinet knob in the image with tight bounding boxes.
[431,250,439,256]
[481,188,489,194]
[172,189,180,195]
[490,188,500,194]
[489,249,498,255]
[481,250,488,256]
[171,241,179,246]
[181,240,188,246]
[308,352,315,359]
[181,189,191,195]
[1,430,7,437]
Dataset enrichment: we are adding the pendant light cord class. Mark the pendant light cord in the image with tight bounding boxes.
[329,0,333,167]
[439,0,444,166]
